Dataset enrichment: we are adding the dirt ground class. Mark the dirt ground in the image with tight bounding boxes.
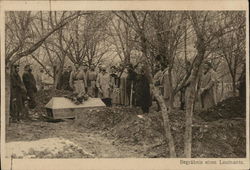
[5,90,246,158]
[6,120,146,158]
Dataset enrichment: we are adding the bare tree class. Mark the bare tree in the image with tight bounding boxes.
[217,12,246,96]
[114,11,177,157]
[63,12,111,68]
[183,11,241,157]
[107,13,137,65]
[5,11,89,125]
[148,11,187,110]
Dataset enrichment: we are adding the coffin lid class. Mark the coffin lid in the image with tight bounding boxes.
[45,97,106,109]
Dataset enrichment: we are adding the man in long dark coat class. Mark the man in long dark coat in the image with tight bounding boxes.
[10,64,27,122]
[134,65,152,113]
[22,64,37,109]
[60,66,73,91]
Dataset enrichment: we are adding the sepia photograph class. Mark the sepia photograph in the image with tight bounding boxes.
[0,1,249,170]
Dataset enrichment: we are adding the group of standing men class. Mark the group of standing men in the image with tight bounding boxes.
[154,60,219,112]
[10,60,222,123]
[52,60,221,114]
[57,64,98,98]
[58,63,152,113]
[10,64,38,122]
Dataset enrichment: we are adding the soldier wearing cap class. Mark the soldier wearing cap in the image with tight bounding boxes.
[69,63,87,96]
[199,61,218,110]
[110,65,120,105]
[87,65,98,97]
[60,66,73,91]
[96,65,112,106]
[10,64,28,122]
[134,64,152,113]
[22,64,37,109]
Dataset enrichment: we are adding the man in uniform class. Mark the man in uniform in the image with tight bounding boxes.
[134,64,152,113]
[22,64,37,109]
[96,65,112,106]
[10,64,27,122]
[87,65,97,97]
[61,66,73,91]
[70,63,87,96]
[199,61,218,110]
[82,66,89,93]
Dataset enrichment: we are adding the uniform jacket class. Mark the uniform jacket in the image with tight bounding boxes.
[69,69,87,89]
[22,71,37,92]
[96,72,111,98]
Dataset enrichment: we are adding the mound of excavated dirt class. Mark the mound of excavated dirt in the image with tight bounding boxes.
[198,97,246,121]
[6,137,94,158]
[74,107,138,131]
[193,118,246,158]
[74,97,246,158]
[33,90,246,158]
[111,111,164,146]
[192,96,246,157]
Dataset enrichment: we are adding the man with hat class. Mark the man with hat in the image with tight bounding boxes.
[10,64,28,122]
[96,65,112,106]
[82,65,89,93]
[199,61,218,110]
[87,65,97,97]
[69,63,87,96]
[60,66,73,91]
[22,64,37,109]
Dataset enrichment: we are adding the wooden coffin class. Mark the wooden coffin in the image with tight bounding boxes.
[45,97,106,119]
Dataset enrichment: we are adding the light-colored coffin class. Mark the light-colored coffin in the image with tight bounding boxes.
[45,97,106,119]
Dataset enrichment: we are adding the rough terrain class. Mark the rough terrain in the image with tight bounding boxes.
[6,89,246,158]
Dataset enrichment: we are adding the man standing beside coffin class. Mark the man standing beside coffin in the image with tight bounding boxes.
[96,65,112,107]
[69,63,87,97]
[87,65,97,97]
[61,66,73,91]
[82,65,89,93]
[22,64,37,109]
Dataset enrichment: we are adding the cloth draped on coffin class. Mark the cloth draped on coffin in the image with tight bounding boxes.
[45,97,106,119]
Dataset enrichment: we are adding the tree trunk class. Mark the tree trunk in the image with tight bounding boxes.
[152,86,176,157]
[184,77,198,157]
[184,50,205,157]
[139,30,176,157]
[168,70,174,111]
